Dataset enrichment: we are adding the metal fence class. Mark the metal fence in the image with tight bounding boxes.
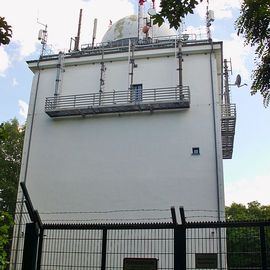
[11,184,270,270]
[9,199,32,270]
[186,222,270,270]
[37,224,176,270]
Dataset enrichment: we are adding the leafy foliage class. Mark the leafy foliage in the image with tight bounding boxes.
[0,17,12,46]
[0,119,24,269]
[225,202,270,269]
[226,201,270,221]
[152,0,202,29]
[0,211,13,269]
[236,0,270,106]
[0,119,25,216]
[153,0,270,106]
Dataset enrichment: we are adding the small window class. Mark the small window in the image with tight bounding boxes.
[192,147,200,155]
[130,84,143,102]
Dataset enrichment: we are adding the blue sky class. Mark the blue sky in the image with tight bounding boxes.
[1,0,270,205]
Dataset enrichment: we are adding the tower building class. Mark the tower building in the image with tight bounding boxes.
[11,3,236,268]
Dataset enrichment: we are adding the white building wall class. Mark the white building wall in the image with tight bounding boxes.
[19,42,224,222]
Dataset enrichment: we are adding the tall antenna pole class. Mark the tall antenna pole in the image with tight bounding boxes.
[41,24,47,57]
[37,20,48,57]
[223,59,231,105]
[74,9,83,51]
[177,40,183,88]
[206,1,210,40]
[206,0,214,40]
[138,0,145,40]
[92,18,98,48]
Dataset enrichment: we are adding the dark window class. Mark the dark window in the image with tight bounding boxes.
[192,147,200,155]
[131,84,143,102]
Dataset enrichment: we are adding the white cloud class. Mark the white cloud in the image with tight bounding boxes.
[225,175,270,206]
[2,0,134,58]
[0,47,10,76]
[196,0,242,20]
[18,100,28,119]
[223,33,252,81]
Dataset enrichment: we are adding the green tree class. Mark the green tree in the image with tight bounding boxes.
[225,202,270,269]
[236,0,270,106]
[226,201,270,221]
[152,0,202,29]
[0,17,12,46]
[153,0,270,106]
[0,119,24,216]
[0,119,24,269]
[0,211,13,269]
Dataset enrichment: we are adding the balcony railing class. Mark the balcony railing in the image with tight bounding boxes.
[45,86,190,117]
[221,104,236,159]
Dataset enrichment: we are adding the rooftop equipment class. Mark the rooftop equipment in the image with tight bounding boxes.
[74,9,83,51]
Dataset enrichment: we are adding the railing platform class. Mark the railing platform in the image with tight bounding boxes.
[45,86,190,117]
[221,104,236,159]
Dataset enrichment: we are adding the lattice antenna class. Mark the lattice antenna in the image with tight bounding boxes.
[223,59,230,105]
[178,17,187,36]
[37,19,48,57]
[206,0,214,40]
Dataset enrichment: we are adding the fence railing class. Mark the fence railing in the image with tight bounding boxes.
[221,103,236,159]
[40,34,209,60]
[221,104,236,119]
[38,223,177,270]
[185,221,270,270]
[45,86,190,117]
[11,184,270,270]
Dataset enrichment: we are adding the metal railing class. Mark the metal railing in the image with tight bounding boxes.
[11,185,270,270]
[221,103,236,159]
[221,104,236,119]
[45,86,190,117]
[39,224,175,270]
[80,33,208,52]
[186,221,270,270]
[39,34,210,61]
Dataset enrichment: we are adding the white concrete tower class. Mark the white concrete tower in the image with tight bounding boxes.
[11,6,236,269]
[16,15,235,223]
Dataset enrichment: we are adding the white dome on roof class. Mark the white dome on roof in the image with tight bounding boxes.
[102,15,176,43]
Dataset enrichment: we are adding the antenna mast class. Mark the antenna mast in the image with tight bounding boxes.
[223,59,232,105]
[92,18,98,48]
[138,0,145,40]
[74,9,83,51]
[206,0,214,40]
[37,20,48,57]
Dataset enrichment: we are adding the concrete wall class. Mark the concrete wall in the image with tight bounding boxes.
[20,42,224,222]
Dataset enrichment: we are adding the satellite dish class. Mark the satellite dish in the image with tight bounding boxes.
[234,74,248,88]
[148,8,156,16]
[235,74,241,87]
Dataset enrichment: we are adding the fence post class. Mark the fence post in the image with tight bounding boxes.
[179,207,186,225]
[101,229,108,270]
[22,223,39,270]
[260,225,267,270]
[174,225,186,270]
[171,207,177,224]
[20,183,43,270]
[36,227,44,270]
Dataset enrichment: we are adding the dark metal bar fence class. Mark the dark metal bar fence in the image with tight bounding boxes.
[11,184,270,270]
[37,223,175,270]
[10,200,32,270]
[185,221,270,270]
